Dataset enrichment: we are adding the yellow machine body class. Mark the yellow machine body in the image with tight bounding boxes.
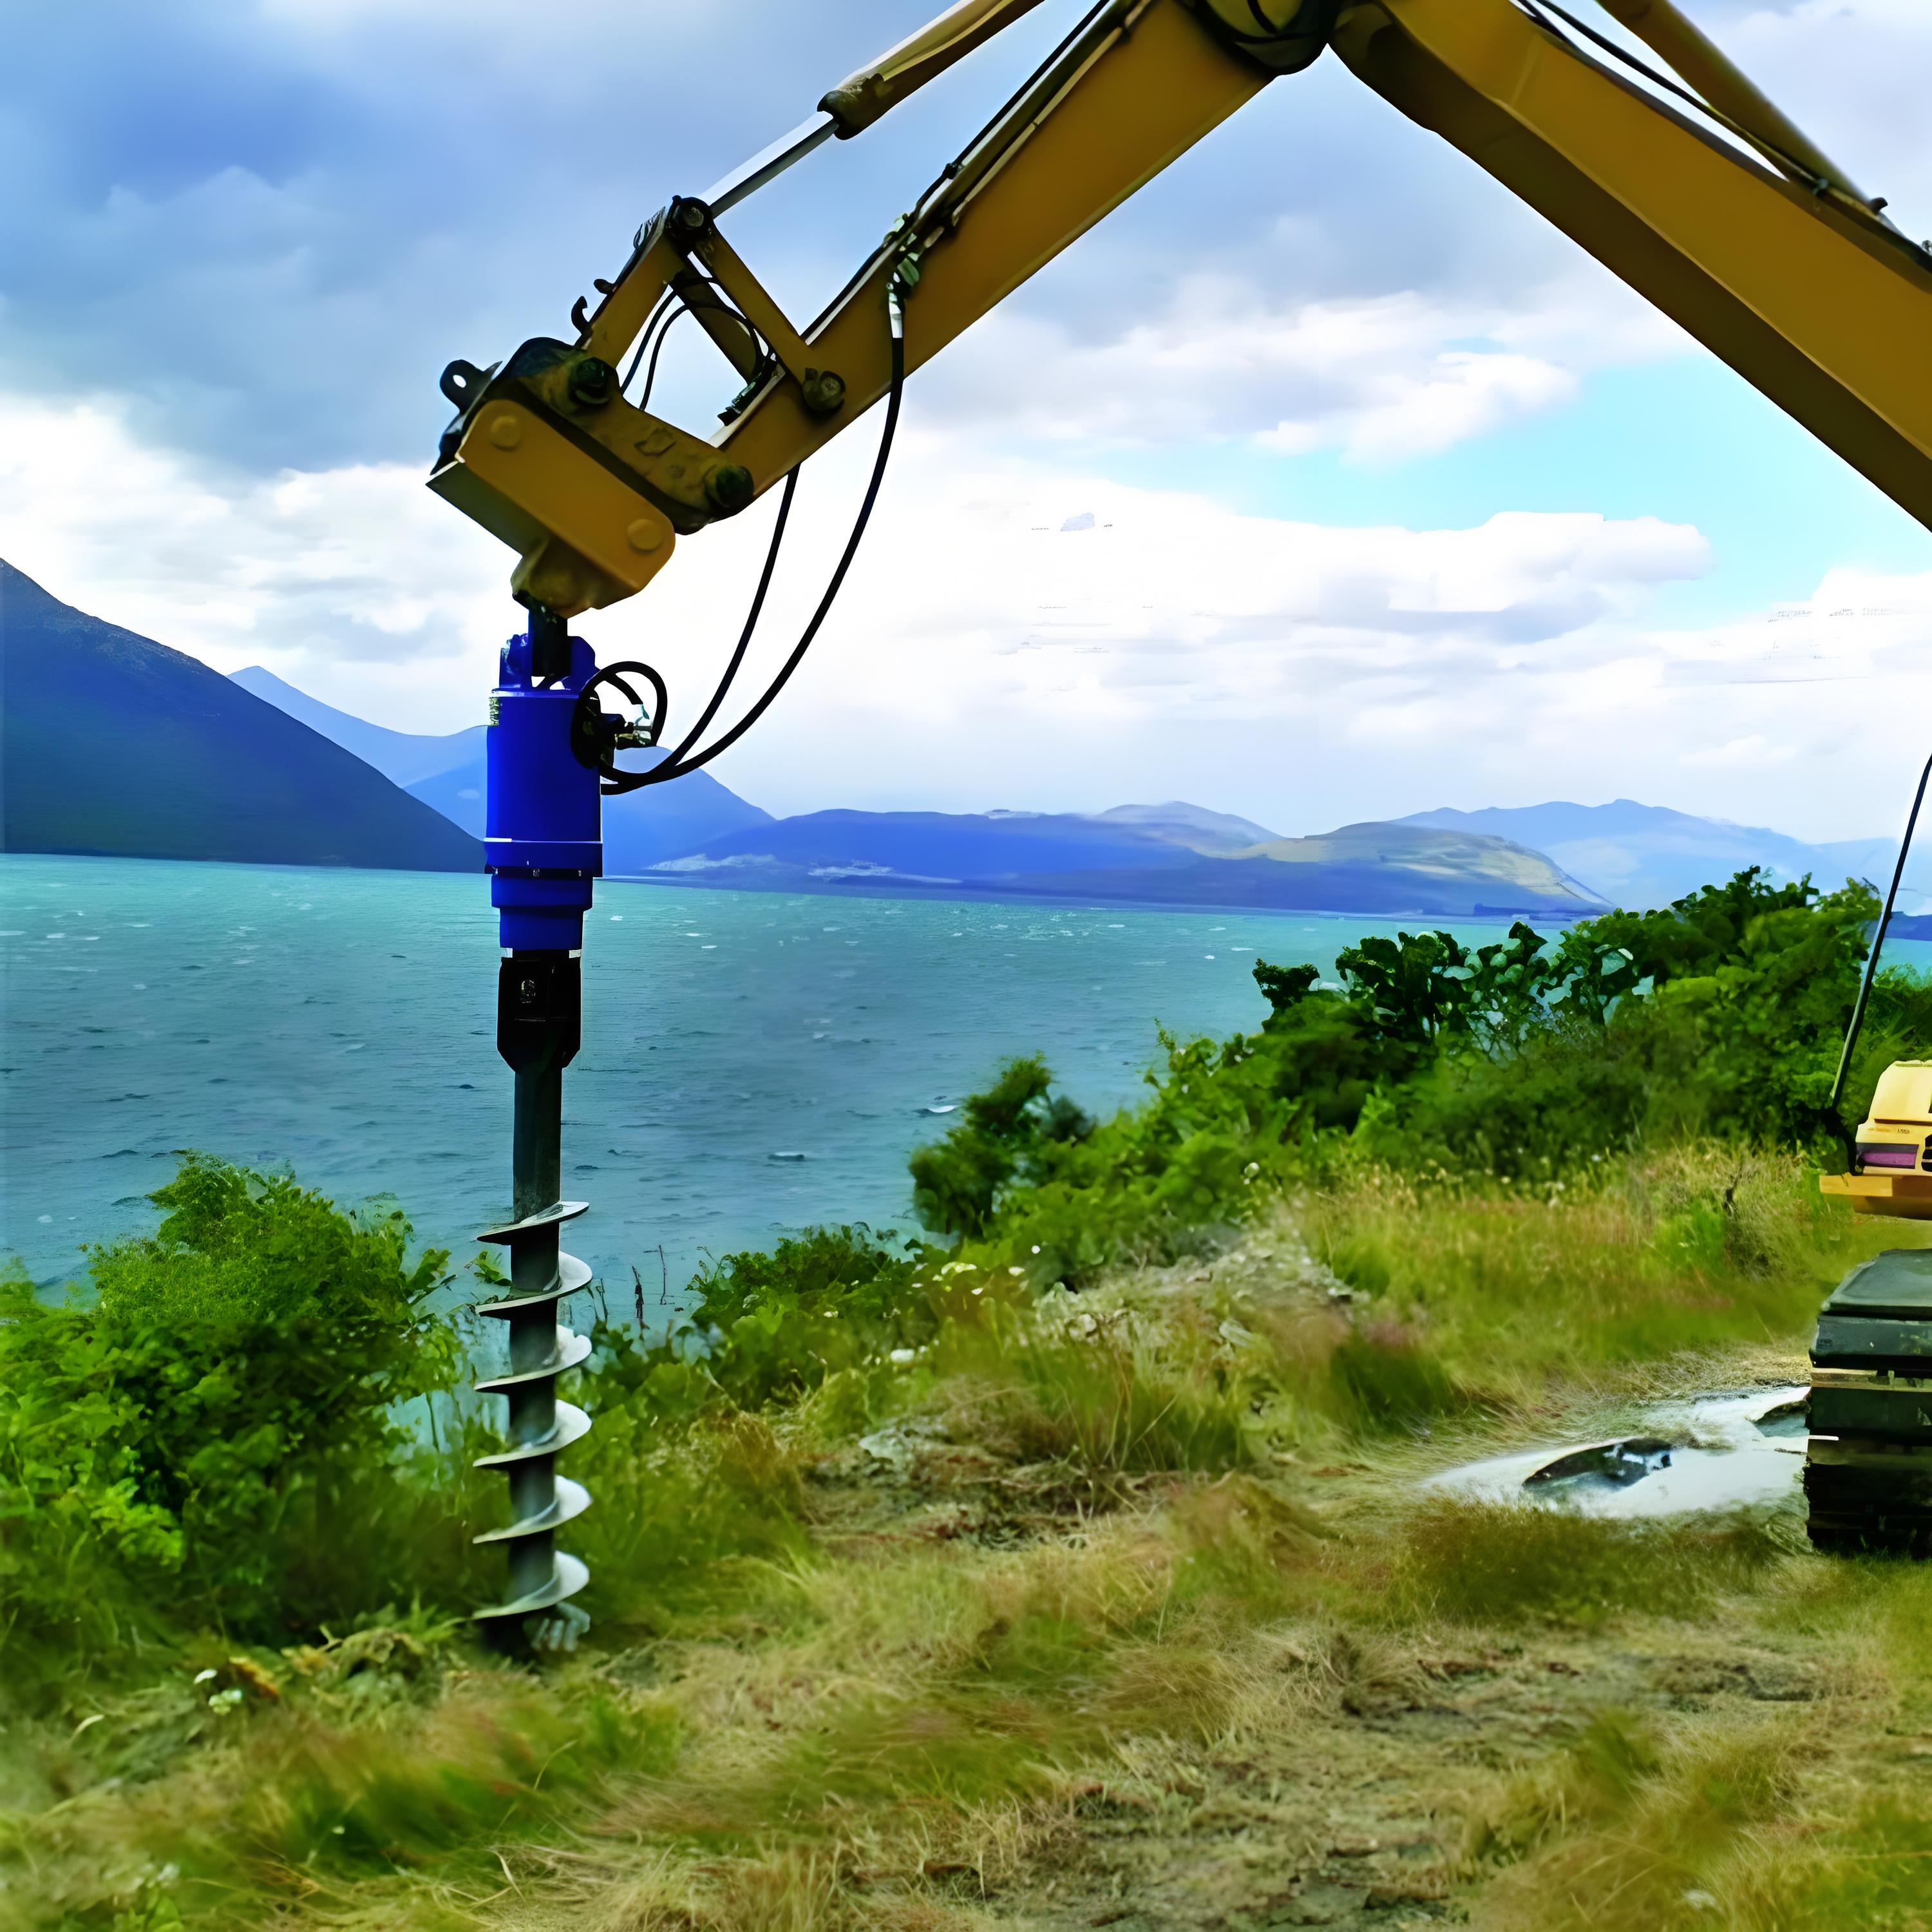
[1822,1061,1932,1220]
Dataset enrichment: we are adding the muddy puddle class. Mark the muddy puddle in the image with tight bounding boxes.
[1428,1385,1810,1517]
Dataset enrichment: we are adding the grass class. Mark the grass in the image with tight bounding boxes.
[1299,1145,1862,1394]
[9,1145,1932,1929]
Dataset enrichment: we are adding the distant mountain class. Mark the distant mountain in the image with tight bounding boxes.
[1,562,480,873]
[408,748,772,875]
[230,665,482,787]
[53,610,1871,923]
[650,807,1603,919]
[234,665,773,873]
[1399,800,1895,911]
[1089,800,1280,852]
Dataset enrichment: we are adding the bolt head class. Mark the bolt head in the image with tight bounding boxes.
[800,368,846,417]
[703,464,753,516]
[488,412,522,450]
[567,357,616,409]
[625,517,666,554]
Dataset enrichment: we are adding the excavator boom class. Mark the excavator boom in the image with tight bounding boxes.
[430,0,1932,620]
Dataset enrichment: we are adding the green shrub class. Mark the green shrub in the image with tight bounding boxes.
[592,1223,931,1424]
[905,869,1913,1288]
[0,1157,459,1684]
[909,1055,1093,1238]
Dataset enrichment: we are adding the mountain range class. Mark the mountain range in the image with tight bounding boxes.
[649,810,1604,918]
[1401,801,1895,913]
[5,561,1906,919]
[231,664,772,872]
[0,563,478,873]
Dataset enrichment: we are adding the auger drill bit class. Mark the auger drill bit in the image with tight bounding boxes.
[473,955,594,1636]
[471,608,602,1645]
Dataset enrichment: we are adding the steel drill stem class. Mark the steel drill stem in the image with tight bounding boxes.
[512,1058,564,1224]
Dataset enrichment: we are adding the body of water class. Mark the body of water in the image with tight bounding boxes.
[9,855,1896,1300]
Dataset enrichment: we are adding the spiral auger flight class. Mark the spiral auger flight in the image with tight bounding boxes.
[472,1191,594,1633]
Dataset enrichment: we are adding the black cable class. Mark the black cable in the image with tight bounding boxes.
[626,276,772,415]
[661,468,800,768]
[636,304,687,413]
[639,288,908,786]
[596,466,801,797]
[801,0,1117,343]
[1518,1,1763,137]
[1514,1,1927,270]
[1515,0,1832,194]
[621,290,676,395]
[1830,749,1932,1114]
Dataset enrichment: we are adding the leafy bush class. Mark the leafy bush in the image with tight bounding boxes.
[902,869,1921,1285]
[908,1056,1093,1238]
[592,1223,931,1424]
[0,1156,458,1682]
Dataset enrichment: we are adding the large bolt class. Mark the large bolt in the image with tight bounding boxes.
[567,357,618,410]
[801,368,846,417]
[704,463,754,516]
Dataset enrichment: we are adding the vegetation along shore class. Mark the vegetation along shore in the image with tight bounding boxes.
[8,869,1932,1929]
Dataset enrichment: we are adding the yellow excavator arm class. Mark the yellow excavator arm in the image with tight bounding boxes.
[428,0,1932,621]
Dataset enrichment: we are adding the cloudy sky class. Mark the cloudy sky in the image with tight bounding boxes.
[5,0,1931,838]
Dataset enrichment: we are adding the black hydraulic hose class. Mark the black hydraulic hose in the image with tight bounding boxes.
[661,468,800,768]
[626,276,770,413]
[640,287,908,786]
[636,305,687,413]
[1829,748,1932,1114]
[594,466,800,798]
[621,290,676,395]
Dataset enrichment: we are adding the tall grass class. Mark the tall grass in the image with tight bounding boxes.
[1300,1145,1909,1394]
[5,1130,1926,1928]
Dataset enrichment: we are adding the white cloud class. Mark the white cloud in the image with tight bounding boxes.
[920,277,1679,462]
[0,392,509,724]
[1680,734,1797,771]
[0,390,1706,766]
[12,392,1932,848]
[1717,2,1932,225]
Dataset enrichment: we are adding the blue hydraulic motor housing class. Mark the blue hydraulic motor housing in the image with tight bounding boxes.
[486,626,603,951]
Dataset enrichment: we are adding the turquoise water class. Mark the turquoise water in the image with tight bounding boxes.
[9,855,1911,1298]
